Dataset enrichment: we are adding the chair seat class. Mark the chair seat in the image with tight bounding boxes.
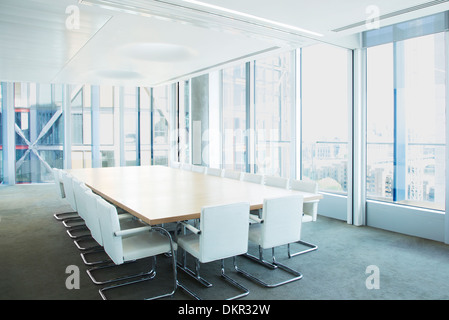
[123,231,177,263]
[177,233,200,260]
[302,214,313,223]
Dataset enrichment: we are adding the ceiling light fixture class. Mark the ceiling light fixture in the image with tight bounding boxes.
[182,0,323,37]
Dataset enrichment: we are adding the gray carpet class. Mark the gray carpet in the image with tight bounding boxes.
[1,184,449,300]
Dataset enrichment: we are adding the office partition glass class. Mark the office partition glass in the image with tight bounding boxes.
[367,33,446,211]
[222,63,247,172]
[301,44,351,194]
[254,51,295,177]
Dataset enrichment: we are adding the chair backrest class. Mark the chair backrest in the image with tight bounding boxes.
[72,179,90,221]
[241,172,264,184]
[199,202,250,263]
[170,161,181,169]
[206,167,222,177]
[191,165,205,173]
[290,179,319,219]
[52,168,65,198]
[259,195,303,249]
[223,169,242,181]
[289,179,318,193]
[264,175,289,189]
[84,189,103,245]
[61,172,77,211]
[96,196,123,265]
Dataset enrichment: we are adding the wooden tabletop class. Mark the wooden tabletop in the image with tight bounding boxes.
[68,165,323,225]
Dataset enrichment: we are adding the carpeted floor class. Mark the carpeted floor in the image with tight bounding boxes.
[1,184,449,301]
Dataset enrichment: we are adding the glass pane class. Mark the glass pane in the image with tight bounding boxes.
[153,85,170,166]
[222,64,247,172]
[367,43,394,200]
[301,44,350,193]
[178,80,190,164]
[367,33,446,211]
[124,87,137,166]
[254,51,295,177]
[14,83,64,183]
[139,87,151,165]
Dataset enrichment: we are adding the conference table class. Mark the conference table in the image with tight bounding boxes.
[67,165,323,226]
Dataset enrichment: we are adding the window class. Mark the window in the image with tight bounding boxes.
[367,33,446,211]
[222,63,247,172]
[14,83,64,183]
[301,44,351,193]
[152,85,171,166]
[139,87,152,166]
[123,87,138,166]
[0,83,3,184]
[99,86,116,167]
[177,80,191,164]
[254,51,295,177]
[71,85,92,169]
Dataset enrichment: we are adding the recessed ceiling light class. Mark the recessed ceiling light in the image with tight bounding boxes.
[119,42,197,62]
[182,0,324,37]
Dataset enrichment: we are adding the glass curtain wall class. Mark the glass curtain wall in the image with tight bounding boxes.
[222,63,247,172]
[139,87,152,166]
[254,51,295,177]
[367,32,446,211]
[71,85,92,169]
[14,83,64,183]
[152,85,171,166]
[177,80,191,164]
[0,84,3,184]
[99,86,116,167]
[301,44,351,193]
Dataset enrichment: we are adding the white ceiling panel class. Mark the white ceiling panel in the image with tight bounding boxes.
[1,0,448,87]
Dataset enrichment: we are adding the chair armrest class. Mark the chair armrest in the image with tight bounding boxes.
[249,214,263,224]
[114,226,152,237]
[304,199,320,204]
[118,213,134,220]
[180,221,201,235]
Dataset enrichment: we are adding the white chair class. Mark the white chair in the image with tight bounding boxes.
[80,189,145,266]
[206,167,222,177]
[191,165,206,173]
[61,172,88,238]
[264,175,289,189]
[170,161,181,169]
[71,180,100,251]
[176,202,250,300]
[287,179,320,257]
[235,195,303,288]
[241,172,264,184]
[88,196,179,300]
[223,169,242,181]
[53,168,78,222]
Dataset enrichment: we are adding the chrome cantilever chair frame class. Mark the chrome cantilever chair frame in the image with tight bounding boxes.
[235,196,303,288]
[287,179,320,258]
[176,202,250,300]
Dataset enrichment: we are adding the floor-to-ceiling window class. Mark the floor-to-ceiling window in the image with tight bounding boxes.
[152,85,172,166]
[71,85,92,169]
[0,84,3,184]
[222,63,248,172]
[301,43,351,194]
[366,30,446,212]
[99,86,116,167]
[254,51,295,178]
[177,80,191,164]
[14,83,64,183]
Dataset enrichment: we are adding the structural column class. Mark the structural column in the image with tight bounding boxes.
[1,82,15,185]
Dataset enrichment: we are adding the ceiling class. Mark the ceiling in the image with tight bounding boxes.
[1,0,448,87]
